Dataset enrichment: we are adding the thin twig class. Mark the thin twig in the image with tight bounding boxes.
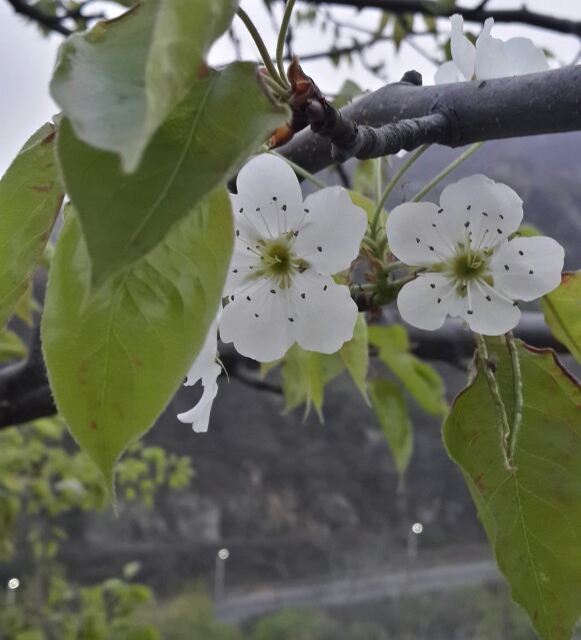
[506,332,523,467]
[476,334,512,471]
[411,142,484,202]
[370,144,430,237]
[276,0,295,87]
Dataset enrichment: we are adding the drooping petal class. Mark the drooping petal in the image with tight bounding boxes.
[177,362,221,433]
[223,243,261,296]
[183,313,219,386]
[290,272,358,353]
[439,174,523,250]
[490,236,564,301]
[235,154,305,235]
[396,274,458,331]
[219,277,295,362]
[475,27,548,80]
[457,280,521,335]
[434,60,465,84]
[386,202,455,266]
[293,187,367,274]
[450,14,476,80]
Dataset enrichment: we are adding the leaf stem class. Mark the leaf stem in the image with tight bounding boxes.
[276,0,295,87]
[370,144,430,238]
[237,7,287,90]
[475,334,512,471]
[412,142,485,203]
[269,151,326,188]
[506,332,523,467]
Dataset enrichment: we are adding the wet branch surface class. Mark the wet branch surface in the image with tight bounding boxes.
[0,313,567,430]
[279,66,581,171]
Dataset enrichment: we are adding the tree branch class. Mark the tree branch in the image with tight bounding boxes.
[278,66,581,171]
[5,0,72,35]
[0,313,568,430]
[299,0,581,37]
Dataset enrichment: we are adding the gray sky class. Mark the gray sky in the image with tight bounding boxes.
[0,0,579,174]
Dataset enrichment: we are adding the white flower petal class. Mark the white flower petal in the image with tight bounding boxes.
[396,274,457,331]
[475,30,548,80]
[235,155,305,236]
[183,314,219,386]
[439,174,523,249]
[386,202,455,266]
[293,187,367,274]
[458,281,521,335]
[491,236,565,301]
[177,362,221,433]
[434,60,465,84]
[219,278,295,362]
[450,14,476,80]
[291,272,358,353]
[223,243,261,296]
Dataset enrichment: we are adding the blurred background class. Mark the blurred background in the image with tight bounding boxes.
[1,1,580,638]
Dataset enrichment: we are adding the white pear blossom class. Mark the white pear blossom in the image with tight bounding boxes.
[386,174,564,336]
[435,15,549,84]
[177,313,221,433]
[219,154,367,362]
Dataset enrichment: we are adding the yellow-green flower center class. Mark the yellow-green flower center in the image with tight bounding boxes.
[255,234,309,287]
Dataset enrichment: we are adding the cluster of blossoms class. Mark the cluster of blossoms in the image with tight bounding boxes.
[435,14,548,84]
[179,153,367,432]
[178,16,563,433]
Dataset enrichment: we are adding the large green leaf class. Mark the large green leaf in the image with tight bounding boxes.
[368,378,412,477]
[0,124,63,329]
[58,62,286,285]
[444,340,581,640]
[42,189,233,486]
[51,0,237,172]
[542,272,581,363]
[340,313,370,403]
[368,325,448,416]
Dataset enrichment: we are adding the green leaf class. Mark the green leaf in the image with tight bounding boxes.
[51,0,237,172]
[368,324,448,416]
[282,346,344,420]
[0,123,63,329]
[444,340,581,640]
[41,189,233,487]
[58,62,286,285]
[331,79,363,109]
[542,272,581,363]
[369,378,412,477]
[0,330,27,363]
[348,189,375,225]
[340,313,370,403]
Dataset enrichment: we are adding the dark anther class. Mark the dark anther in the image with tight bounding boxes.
[430,283,436,289]
[518,250,524,256]
[288,317,294,322]
[282,204,287,211]
[482,211,488,217]
[301,293,306,299]
[499,214,504,220]
[467,205,472,211]
[246,296,251,301]
[416,237,420,243]
[497,228,503,234]
[467,309,474,315]
[429,246,435,251]
[233,269,238,273]
[317,246,322,252]
[504,265,510,271]
[270,289,276,294]
[437,298,442,304]
[236,229,240,236]
[464,221,470,228]
[254,313,259,318]
[272,196,278,201]
[529,269,534,275]
[437,208,443,214]
[486,295,492,301]
[323,285,328,291]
